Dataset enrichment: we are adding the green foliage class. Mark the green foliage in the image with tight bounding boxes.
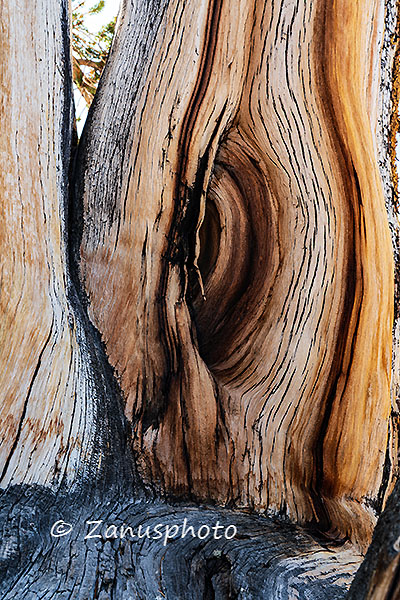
[89,1,105,14]
[72,0,116,106]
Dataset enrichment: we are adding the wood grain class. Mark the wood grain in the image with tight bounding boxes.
[0,0,131,492]
[0,486,363,599]
[1,0,400,595]
[76,0,397,550]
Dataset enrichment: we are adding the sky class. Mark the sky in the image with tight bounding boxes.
[74,0,121,134]
[83,0,120,33]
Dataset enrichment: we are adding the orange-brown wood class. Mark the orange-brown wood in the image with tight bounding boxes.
[77,0,396,549]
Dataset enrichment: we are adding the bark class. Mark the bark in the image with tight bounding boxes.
[347,478,400,599]
[1,0,400,597]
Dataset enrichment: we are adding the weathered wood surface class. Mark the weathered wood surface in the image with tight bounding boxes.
[0,0,132,491]
[76,0,397,550]
[1,0,400,596]
[348,478,400,599]
[0,486,362,599]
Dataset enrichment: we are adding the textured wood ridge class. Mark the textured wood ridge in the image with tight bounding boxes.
[0,0,131,491]
[347,478,400,599]
[76,0,396,550]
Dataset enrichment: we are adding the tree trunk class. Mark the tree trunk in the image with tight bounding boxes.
[1,0,400,597]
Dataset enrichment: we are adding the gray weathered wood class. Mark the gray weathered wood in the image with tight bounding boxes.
[0,486,362,599]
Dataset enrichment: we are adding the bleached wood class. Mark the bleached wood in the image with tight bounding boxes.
[0,0,131,491]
